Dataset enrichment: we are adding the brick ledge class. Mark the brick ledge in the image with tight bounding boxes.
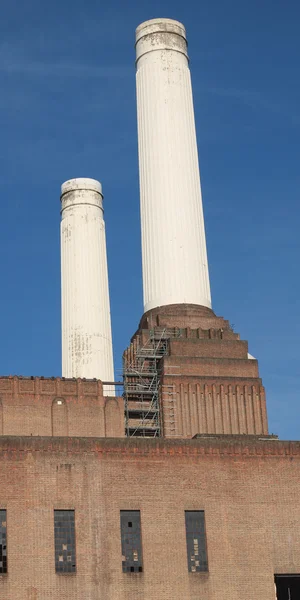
[0,435,299,458]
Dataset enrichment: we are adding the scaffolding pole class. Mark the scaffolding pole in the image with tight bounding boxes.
[123,328,181,437]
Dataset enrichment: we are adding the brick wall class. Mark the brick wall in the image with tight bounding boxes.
[161,379,267,437]
[123,304,268,437]
[0,436,298,599]
[0,377,124,438]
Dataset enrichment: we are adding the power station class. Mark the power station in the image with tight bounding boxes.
[0,18,298,600]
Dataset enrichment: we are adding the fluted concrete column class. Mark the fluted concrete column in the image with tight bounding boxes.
[60,178,114,395]
[136,19,211,313]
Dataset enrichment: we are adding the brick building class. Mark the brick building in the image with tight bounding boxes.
[0,16,297,600]
[0,303,299,599]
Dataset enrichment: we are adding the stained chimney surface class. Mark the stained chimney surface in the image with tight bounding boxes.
[60,178,114,394]
[136,18,211,313]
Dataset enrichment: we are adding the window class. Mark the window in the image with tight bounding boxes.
[185,511,208,572]
[120,510,143,573]
[275,574,300,599]
[0,510,7,574]
[54,510,76,573]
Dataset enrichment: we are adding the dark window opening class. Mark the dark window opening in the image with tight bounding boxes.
[120,510,143,573]
[54,510,76,574]
[275,574,300,599]
[185,510,208,572]
[0,510,7,574]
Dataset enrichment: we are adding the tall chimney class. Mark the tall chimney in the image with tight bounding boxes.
[135,19,211,314]
[60,178,114,394]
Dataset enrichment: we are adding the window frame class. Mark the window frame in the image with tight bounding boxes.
[185,510,208,573]
[0,509,7,575]
[54,509,76,574]
[120,510,143,573]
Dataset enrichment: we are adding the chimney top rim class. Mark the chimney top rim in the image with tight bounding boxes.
[61,178,102,199]
[136,18,186,43]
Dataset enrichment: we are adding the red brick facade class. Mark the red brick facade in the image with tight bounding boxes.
[0,304,297,599]
[0,376,124,438]
[124,304,268,437]
[0,435,299,599]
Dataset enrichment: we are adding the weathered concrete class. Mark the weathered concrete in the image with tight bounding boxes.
[60,178,114,393]
[136,19,211,313]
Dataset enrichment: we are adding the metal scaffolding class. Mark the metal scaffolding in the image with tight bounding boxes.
[123,328,181,437]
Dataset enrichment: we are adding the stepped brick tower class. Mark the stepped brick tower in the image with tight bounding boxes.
[124,305,267,437]
[123,19,268,438]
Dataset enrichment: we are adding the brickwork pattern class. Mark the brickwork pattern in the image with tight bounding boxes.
[0,377,124,438]
[0,436,299,599]
[124,304,268,436]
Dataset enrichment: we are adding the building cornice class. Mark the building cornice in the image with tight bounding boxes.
[0,435,299,458]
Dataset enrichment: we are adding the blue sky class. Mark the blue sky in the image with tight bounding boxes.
[0,0,299,439]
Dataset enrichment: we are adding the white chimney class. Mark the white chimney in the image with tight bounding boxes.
[135,19,211,313]
[60,178,114,394]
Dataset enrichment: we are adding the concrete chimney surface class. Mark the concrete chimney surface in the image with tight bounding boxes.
[61,178,103,212]
[136,18,187,41]
[60,178,114,394]
[135,19,211,314]
[136,18,188,61]
[61,177,102,197]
